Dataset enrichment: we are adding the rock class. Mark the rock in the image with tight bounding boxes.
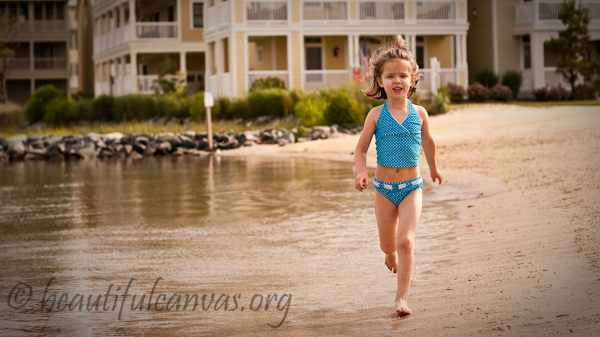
[243,131,261,143]
[24,153,44,160]
[144,142,158,156]
[254,115,274,125]
[186,149,209,157]
[77,144,96,159]
[156,132,174,143]
[156,142,172,155]
[129,151,143,160]
[7,139,26,160]
[260,129,276,144]
[172,147,186,156]
[277,138,291,146]
[85,132,102,143]
[276,128,295,143]
[7,134,27,144]
[123,144,133,155]
[104,132,124,143]
[0,151,8,162]
[216,133,239,150]
[311,126,331,140]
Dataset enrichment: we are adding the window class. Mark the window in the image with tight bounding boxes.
[168,6,174,22]
[34,3,43,20]
[19,3,28,21]
[306,47,322,70]
[56,2,65,20]
[45,2,54,20]
[523,36,531,69]
[8,2,16,19]
[416,36,425,68]
[193,2,203,28]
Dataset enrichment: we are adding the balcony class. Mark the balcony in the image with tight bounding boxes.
[136,22,178,40]
[359,1,405,22]
[205,1,231,33]
[7,57,31,70]
[34,57,67,69]
[246,1,288,24]
[302,1,348,21]
[514,0,600,32]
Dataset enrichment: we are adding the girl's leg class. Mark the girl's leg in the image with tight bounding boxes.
[374,191,400,273]
[395,188,423,314]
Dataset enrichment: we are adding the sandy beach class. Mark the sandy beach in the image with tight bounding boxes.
[222,103,600,336]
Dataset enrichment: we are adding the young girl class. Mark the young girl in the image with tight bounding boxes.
[354,35,443,315]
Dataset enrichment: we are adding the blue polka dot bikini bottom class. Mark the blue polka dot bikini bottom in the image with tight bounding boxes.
[373,176,423,206]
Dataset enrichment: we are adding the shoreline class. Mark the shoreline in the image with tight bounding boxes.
[222,103,600,335]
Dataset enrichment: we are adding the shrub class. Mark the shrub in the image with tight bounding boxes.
[25,85,67,123]
[546,86,571,101]
[189,92,205,120]
[534,87,548,101]
[92,95,116,121]
[320,87,366,125]
[44,99,76,126]
[573,84,597,100]
[294,94,327,126]
[446,82,466,103]
[501,71,522,99]
[467,82,490,102]
[248,88,292,120]
[249,77,286,91]
[490,84,513,101]
[475,69,499,88]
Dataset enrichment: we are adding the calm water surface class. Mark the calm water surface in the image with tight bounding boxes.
[0,156,465,336]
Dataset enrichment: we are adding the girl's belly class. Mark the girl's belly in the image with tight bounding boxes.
[375,165,420,183]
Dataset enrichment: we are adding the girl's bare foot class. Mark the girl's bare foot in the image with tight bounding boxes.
[395,298,412,316]
[385,252,397,273]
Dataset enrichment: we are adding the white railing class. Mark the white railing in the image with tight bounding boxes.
[516,0,600,25]
[219,1,230,27]
[304,69,349,85]
[248,70,289,88]
[8,57,30,69]
[359,1,405,21]
[138,75,160,94]
[544,67,571,88]
[34,57,67,69]
[302,1,348,21]
[33,20,67,31]
[416,1,455,21]
[418,68,458,93]
[206,6,216,32]
[246,1,288,23]
[136,22,178,40]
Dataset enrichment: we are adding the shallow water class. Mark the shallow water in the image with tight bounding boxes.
[0,156,467,335]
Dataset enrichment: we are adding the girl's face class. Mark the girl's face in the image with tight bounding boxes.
[377,58,414,99]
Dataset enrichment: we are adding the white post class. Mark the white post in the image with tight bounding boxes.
[204,92,215,151]
[131,52,138,93]
[430,57,440,93]
[129,0,136,40]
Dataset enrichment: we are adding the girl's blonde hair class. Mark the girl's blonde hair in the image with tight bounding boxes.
[364,34,423,99]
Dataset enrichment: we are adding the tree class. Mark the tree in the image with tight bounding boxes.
[0,16,17,103]
[544,0,591,99]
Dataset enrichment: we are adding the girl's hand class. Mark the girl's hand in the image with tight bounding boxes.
[355,174,369,191]
[431,169,443,185]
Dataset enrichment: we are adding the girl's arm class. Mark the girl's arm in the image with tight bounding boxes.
[417,106,443,184]
[354,107,378,191]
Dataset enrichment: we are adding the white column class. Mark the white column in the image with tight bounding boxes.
[29,41,34,71]
[129,0,136,40]
[177,0,182,40]
[206,42,213,92]
[353,34,359,70]
[131,52,138,93]
[531,33,545,89]
[179,51,186,75]
[215,38,223,95]
[347,34,353,69]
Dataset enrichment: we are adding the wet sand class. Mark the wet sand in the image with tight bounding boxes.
[223,104,600,336]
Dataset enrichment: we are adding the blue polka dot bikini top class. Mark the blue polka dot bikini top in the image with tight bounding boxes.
[375,100,422,167]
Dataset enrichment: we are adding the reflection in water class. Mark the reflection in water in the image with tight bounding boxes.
[0,156,463,335]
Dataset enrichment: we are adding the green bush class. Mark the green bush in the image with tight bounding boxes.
[321,88,365,125]
[189,92,205,120]
[249,76,286,91]
[501,71,522,99]
[44,99,76,126]
[25,85,67,123]
[573,84,597,100]
[294,94,327,126]
[475,69,499,88]
[248,88,292,119]
[92,95,117,121]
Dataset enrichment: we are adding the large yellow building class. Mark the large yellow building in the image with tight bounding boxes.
[92,0,469,97]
